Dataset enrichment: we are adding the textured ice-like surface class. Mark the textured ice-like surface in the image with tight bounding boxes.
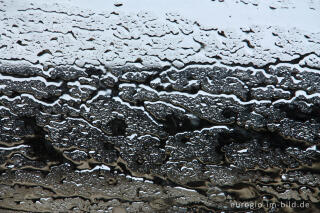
[0,0,320,212]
